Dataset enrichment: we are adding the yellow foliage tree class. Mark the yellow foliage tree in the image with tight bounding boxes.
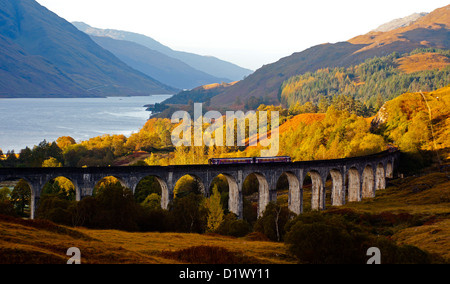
[204,185,224,232]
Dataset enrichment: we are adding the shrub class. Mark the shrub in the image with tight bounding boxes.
[167,193,207,233]
[284,212,432,264]
[36,194,74,226]
[285,220,362,264]
[216,213,251,238]
[136,207,170,232]
[254,202,295,242]
[0,201,17,217]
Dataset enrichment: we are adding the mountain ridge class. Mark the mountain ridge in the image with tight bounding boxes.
[0,0,177,97]
[88,35,230,90]
[372,12,428,33]
[72,22,254,82]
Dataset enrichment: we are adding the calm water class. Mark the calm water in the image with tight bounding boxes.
[0,95,173,153]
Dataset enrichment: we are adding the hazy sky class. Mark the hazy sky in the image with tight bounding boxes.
[36,0,448,70]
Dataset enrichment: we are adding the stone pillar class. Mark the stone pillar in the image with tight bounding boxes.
[287,171,302,215]
[29,179,45,220]
[347,168,361,202]
[375,164,386,190]
[255,173,270,218]
[227,173,241,218]
[80,173,97,198]
[162,172,174,210]
[310,171,324,211]
[362,166,375,199]
[330,170,345,206]
[386,161,394,179]
[30,183,38,220]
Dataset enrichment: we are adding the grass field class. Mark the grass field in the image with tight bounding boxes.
[0,172,449,264]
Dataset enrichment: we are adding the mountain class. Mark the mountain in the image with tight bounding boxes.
[86,35,230,90]
[372,12,428,33]
[72,22,254,83]
[372,85,450,165]
[162,81,238,105]
[0,0,177,98]
[207,4,450,109]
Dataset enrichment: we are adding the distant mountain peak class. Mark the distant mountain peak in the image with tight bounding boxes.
[72,22,254,82]
[372,12,428,33]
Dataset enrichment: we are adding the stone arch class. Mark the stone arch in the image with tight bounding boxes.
[135,175,169,209]
[41,176,79,201]
[278,171,301,215]
[329,169,344,207]
[376,163,386,190]
[210,173,240,217]
[173,174,206,198]
[362,165,375,199]
[347,168,361,202]
[244,172,269,218]
[93,176,130,196]
[0,177,35,219]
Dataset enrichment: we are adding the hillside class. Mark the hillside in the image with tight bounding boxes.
[0,214,292,264]
[207,4,450,109]
[396,52,450,73]
[0,0,177,97]
[162,81,238,105]
[372,85,450,164]
[350,5,450,53]
[279,49,450,111]
[73,22,253,83]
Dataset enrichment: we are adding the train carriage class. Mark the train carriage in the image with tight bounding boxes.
[208,156,291,165]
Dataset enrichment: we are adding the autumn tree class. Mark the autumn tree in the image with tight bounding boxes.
[56,136,76,151]
[42,157,63,167]
[204,185,224,232]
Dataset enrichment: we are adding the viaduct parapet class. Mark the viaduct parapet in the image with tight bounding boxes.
[0,150,400,219]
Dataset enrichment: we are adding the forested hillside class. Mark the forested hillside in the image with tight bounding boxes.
[280,49,450,115]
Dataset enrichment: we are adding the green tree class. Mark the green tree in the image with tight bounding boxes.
[141,193,161,210]
[169,193,207,233]
[41,177,76,201]
[0,187,11,201]
[10,179,31,216]
[254,202,295,242]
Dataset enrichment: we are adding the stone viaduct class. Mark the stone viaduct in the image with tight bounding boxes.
[0,150,400,219]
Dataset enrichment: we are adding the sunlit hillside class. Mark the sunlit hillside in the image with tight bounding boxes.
[372,85,450,162]
[396,52,450,74]
[280,50,450,111]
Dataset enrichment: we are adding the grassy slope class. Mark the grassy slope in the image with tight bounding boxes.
[0,215,293,264]
[396,52,450,74]
[338,172,450,260]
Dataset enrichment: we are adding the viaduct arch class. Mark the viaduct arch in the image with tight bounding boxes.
[0,150,399,219]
